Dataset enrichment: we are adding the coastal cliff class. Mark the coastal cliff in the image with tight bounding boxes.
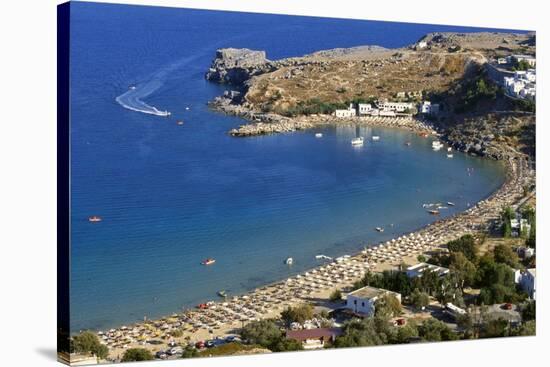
[205,48,275,85]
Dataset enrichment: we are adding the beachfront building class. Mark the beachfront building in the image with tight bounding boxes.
[378,101,415,113]
[357,103,373,115]
[514,268,536,300]
[345,286,402,316]
[406,263,449,278]
[285,328,342,350]
[334,103,357,118]
[419,101,440,116]
[510,218,531,237]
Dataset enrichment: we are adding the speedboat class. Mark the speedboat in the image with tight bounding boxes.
[372,136,380,141]
[177,120,184,126]
[351,137,364,146]
[201,258,216,266]
[447,202,455,206]
[129,85,136,90]
[285,257,293,265]
[375,227,384,232]
[315,133,323,138]
[88,215,102,223]
[447,154,454,158]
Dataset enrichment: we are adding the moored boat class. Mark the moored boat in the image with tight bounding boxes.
[351,137,364,146]
[88,215,102,223]
[375,227,384,232]
[427,209,440,215]
[447,202,456,206]
[217,290,227,298]
[177,120,184,125]
[447,154,454,158]
[315,133,323,138]
[372,136,380,141]
[201,258,216,266]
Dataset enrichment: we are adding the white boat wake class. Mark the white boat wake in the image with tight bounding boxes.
[116,79,171,116]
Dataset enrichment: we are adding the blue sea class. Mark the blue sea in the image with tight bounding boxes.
[69,2,518,332]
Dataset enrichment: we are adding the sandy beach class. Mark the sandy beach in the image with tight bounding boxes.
[97,131,534,361]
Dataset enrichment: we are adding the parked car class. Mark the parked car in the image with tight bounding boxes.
[155,351,167,359]
[195,340,206,349]
[168,346,183,355]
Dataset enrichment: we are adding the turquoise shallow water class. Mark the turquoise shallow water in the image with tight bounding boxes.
[69,2,513,332]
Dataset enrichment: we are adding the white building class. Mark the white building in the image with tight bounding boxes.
[379,110,396,117]
[507,54,536,67]
[416,41,428,49]
[346,286,401,316]
[419,101,440,115]
[334,103,357,118]
[357,103,373,115]
[504,69,536,101]
[406,263,449,278]
[515,268,536,300]
[378,101,415,113]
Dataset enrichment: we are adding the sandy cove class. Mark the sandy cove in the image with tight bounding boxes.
[98,137,534,362]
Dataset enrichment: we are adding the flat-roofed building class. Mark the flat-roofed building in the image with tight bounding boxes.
[345,286,401,316]
[406,263,449,278]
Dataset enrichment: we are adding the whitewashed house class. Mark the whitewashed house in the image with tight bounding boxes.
[345,286,401,316]
[419,101,440,115]
[378,101,414,113]
[357,103,373,116]
[334,103,357,118]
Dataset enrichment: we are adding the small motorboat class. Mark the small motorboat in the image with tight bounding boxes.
[351,137,364,146]
[285,257,293,265]
[447,147,452,152]
[375,227,384,232]
[427,210,440,215]
[88,215,102,223]
[372,136,380,141]
[315,133,323,138]
[129,85,136,90]
[185,107,190,110]
[177,120,184,126]
[217,290,227,298]
[447,202,456,206]
[201,258,216,266]
[447,154,454,158]
[405,142,411,146]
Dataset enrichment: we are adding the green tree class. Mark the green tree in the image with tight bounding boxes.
[240,320,282,348]
[333,319,385,348]
[71,331,109,360]
[447,235,478,261]
[500,207,515,238]
[481,318,510,338]
[121,348,154,362]
[417,319,458,341]
[270,338,304,352]
[521,301,536,322]
[374,294,402,318]
[394,322,419,343]
[280,304,314,326]
[493,244,520,268]
[410,289,430,310]
[449,252,477,289]
[180,346,199,359]
[516,320,536,336]
[329,289,342,302]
